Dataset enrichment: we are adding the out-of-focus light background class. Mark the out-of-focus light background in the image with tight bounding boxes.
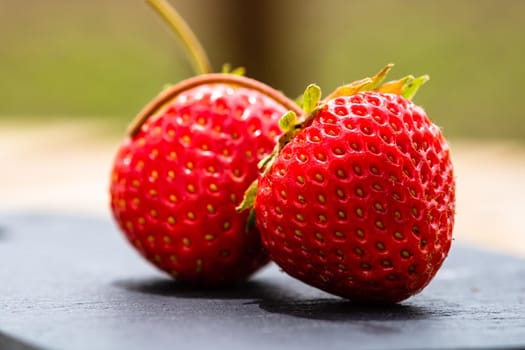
[1,0,524,255]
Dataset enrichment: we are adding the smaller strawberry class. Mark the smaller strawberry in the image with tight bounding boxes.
[111,75,299,285]
[240,65,455,303]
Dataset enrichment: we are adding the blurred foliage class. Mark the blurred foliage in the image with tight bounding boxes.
[0,0,524,139]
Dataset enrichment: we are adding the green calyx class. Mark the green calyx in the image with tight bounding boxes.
[237,64,430,229]
[221,63,246,76]
[323,63,393,101]
[322,63,429,102]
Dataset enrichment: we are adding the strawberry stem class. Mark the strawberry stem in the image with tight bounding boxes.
[146,0,212,75]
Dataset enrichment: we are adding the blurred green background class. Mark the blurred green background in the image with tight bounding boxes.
[1,0,524,138]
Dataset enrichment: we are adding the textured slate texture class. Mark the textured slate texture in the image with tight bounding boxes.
[0,213,524,350]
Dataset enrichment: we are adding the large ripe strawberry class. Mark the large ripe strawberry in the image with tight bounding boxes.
[242,65,455,302]
[110,0,301,284]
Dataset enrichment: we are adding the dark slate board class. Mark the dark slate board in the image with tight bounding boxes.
[0,213,524,350]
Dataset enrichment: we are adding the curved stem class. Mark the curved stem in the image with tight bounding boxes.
[146,0,212,75]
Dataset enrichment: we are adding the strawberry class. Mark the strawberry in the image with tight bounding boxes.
[241,65,455,302]
[110,0,301,284]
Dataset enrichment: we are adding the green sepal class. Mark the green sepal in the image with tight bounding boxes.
[231,66,246,76]
[318,64,430,103]
[236,179,258,232]
[221,63,232,73]
[257,111,302,174]
[221,63,246,76]
[257,146,278,170]
[324,77,373,101]
[376,75,414,96]
[236,179,258,213]
[323,64,394,101]
[369,63,394,89]
[401,75,429,100]
[279,110,298,132]
[376,74,429,100]
[302,84,322,114]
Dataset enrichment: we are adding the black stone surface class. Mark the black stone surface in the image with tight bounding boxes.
[0,213,524,350]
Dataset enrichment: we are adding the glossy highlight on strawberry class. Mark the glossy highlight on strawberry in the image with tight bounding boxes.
[253,77,455,302]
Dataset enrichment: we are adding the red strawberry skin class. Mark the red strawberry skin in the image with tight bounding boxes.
[110,78,293,285]
[255,91,455,302]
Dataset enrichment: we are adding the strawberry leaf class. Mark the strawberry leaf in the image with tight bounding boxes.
[222,63,246,76]
[401,75,429,100]
[303,84,322,114]
[322,64,429,102]
[324,78,373,101]
[258,109,303,175]
[258,152,272,169]
[258,146,278,170]
[376,75,414,95]
[231,66,246,76]
[369,63,394,89]
[237,179,258,212]
[279,110,298,132]
[323,64,393,101]
[222,63,232,73]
